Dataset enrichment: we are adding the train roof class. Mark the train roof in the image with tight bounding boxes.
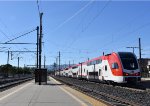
[62,52,135,70]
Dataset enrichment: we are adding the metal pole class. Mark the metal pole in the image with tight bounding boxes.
[81,63,82,79]
[139,38,141,68]
[18,57,19,77]
[73,60,74,65]
[11,51,13,60]
[39,13,43,85]
[18,57,19,69]
[44,55,46,68]
[7,51,9,64]
[36,26,39,68]
[59,51,60,76]
[126,47,139,53]
[56,57,58,70]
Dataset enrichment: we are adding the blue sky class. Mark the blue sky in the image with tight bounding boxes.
[0,0,150,67]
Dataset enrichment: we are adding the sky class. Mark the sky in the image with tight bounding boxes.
[0,0,150,67]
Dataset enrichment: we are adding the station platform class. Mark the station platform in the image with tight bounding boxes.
[0,77,97,106]
[141,77,150,81]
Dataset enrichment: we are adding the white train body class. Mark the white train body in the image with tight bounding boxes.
[58,52,141,83]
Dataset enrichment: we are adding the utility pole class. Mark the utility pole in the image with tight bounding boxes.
[18,57,20,77]
[58,51,60,76]
[126,47,138,53]
[44,55,46,68]
[36,26,39,68]
[73,60,74,65]
[139,38,142,68]
[56,57,58,70]
[103,52,105,56]
[69,61,70,67]
[11,51,13,60]
[39,12,43,85]
[18,57,19,70]
[7,51,9,64]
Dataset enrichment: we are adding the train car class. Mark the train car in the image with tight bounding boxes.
[71,64,79,78]
[90,52,140,83]
[63,68,69,77]
[68,67,73,77]
[61,52,141,83]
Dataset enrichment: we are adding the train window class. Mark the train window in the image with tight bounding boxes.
[73,73,76,75]
[105,65,107,71]
[96,59,102,64]
[93,61,96,65]
[99,69,101,75]
[72,66,78,69]
[90,62,92,65]
[112,63,119,69]
[84,69,85,72]
[87,70,88,75]
[118,52,138,70]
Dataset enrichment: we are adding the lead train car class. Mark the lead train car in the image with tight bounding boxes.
[60,52,141,83]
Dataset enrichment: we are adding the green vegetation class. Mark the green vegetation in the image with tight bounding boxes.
[0,64,34,78]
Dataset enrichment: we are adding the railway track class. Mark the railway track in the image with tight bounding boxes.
[52,76,150,106]
[0,76,33,91]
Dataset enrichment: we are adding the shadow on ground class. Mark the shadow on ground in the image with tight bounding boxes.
[44,83,64,86]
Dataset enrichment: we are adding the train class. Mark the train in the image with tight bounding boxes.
[55,52,141,84]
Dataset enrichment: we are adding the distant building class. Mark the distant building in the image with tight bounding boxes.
[138,58,150,73]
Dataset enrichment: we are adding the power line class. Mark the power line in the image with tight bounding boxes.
[65,0,111,51]
[81,0,111,33]
[126,47,139,53]
[0,28,10,40]
[51,0,95,33]
[0,51,36,53]
[5,28,36,43]
[0,18,28,52]
[0,43,36,45]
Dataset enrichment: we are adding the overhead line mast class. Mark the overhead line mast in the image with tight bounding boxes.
[38,12,43,85]
[126,47,139,53]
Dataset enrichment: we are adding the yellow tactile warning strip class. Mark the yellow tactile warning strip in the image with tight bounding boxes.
[50,77,108,106]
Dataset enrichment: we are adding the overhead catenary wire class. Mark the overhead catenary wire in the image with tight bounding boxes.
[57,0,112,65]
[64,0,111,53]
[51,0,95,33]
[45,1,95,55]
[0,18,32,52]
[0,28,10,41]
[81,0,111,33]
[87,11,150,55]
[5,28,37,43]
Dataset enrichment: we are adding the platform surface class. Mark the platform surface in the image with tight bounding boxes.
[141,77,150,81]
[0,77,91,106]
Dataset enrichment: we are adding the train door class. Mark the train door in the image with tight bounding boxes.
[86,70,89,79]
[101,60,108,81]
[99,68,102,80]
[93,64,98,80]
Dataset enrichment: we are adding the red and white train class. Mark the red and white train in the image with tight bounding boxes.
[56,52,141,83]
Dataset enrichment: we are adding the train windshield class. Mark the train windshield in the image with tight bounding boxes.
[118,52,138,70]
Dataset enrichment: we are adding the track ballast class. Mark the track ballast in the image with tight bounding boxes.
[52,76,150,106]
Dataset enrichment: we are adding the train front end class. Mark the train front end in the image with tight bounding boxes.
[118,52,141,83]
